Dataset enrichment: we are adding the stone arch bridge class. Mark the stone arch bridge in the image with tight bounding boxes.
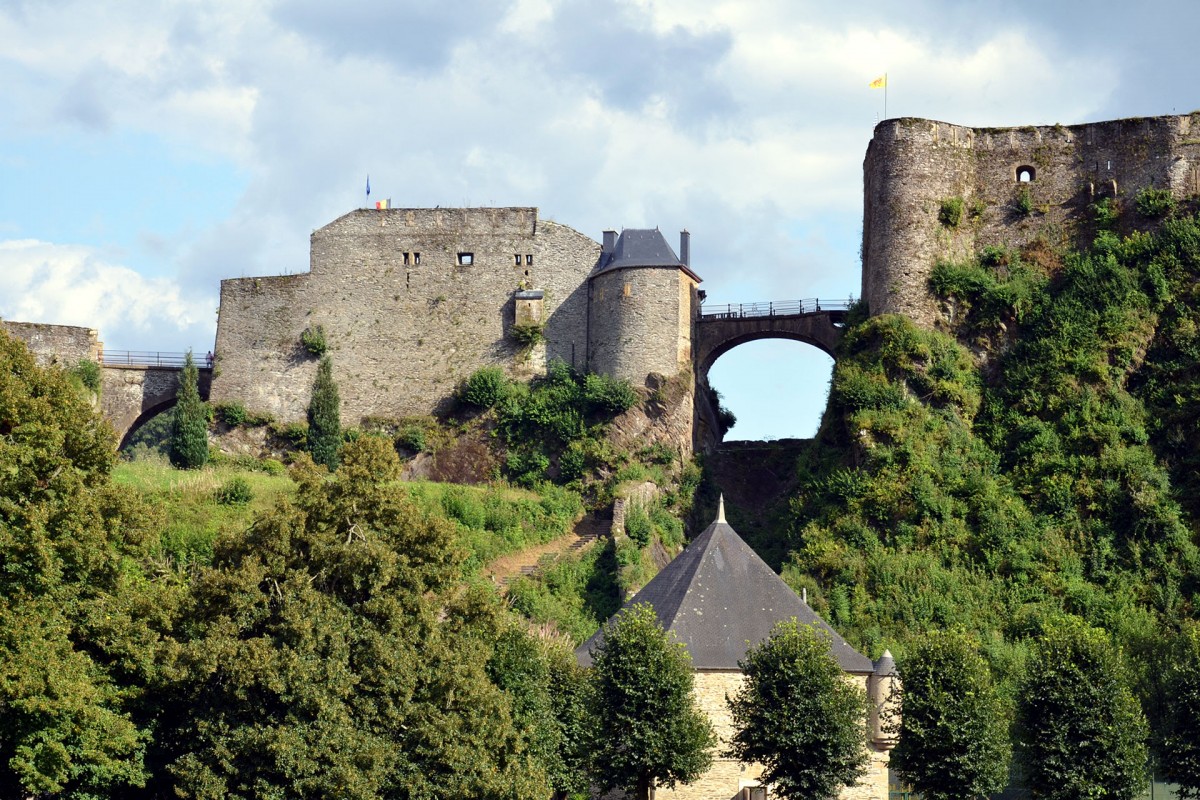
[99,353,212,449]
[695,299,850,375]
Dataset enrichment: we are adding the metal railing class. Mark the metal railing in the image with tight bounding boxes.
[100,351,203,368]
[699,298,853,319]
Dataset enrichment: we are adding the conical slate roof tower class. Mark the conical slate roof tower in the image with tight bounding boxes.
[576,497,873,673]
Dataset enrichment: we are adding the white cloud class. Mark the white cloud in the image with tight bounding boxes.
[0,240,214,352]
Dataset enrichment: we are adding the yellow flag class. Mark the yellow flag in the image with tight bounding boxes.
[869,74,887,89]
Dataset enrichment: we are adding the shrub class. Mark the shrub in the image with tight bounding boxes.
[215,476,253,505]
[939,197,965,228]
[583,372,638,414]
[300,324,328,356]
[510,322,545,347]
[462,366,510,409]
[214,401,248,427]
[1016,187,1034,216]
[396,425,427,453]
[624,505,653,546]
[1091,197,1119,228]
[1135,187,1175,219]
[70,359,102,393]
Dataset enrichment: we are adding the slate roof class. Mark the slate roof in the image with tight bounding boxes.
[593,228,701,282]
[576,504,875,673]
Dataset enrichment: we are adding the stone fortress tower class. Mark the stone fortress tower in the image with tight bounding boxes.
[863,113,1200,329]
[210,208,701,443]
[587,228,701,382]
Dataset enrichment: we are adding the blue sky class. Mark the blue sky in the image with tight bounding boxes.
[1,0,1195,439]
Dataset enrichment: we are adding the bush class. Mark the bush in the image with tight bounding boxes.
[215,476,254,505]
[1016,187,1034,216]
[583,372,638,414]
[1135,187,1175,218]
[214,401,248,427]
[70,359,102,393]
[624,505,653,546]
[462,366,511,409]
[939,197,965,228]
[511,322,545,347]
[300,324,328,356]
[396,425,426,453]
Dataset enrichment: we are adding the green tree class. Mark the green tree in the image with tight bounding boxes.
[727,620,869,800]
[1016,616,1148,800]
[160,437,549,799]
[0,329,162,798]
[1159,622,1200,797]
[586,603,715,799]
[307,355,341,469]
[889,631,1011,800]
[169,350,208,468]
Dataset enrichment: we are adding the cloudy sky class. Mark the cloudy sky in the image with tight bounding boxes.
[1,0,1193,439]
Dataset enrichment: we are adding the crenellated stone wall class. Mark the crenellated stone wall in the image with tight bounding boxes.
[863,113,1200,329]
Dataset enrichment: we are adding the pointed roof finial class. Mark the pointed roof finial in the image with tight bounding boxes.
[717,494,726,524]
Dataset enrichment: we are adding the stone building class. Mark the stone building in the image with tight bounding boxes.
[863,113,1200,330]
[576,500,898,800]
[211,208,700,439]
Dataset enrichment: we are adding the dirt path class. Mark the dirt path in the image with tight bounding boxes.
[485,511,609,587]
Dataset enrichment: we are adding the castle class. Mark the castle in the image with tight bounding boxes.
[210,207,702,445]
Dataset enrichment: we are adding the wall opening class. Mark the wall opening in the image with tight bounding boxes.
[1016,165,1036,183]
[705,340,834,441]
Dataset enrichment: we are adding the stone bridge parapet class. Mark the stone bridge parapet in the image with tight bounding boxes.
[695,302,849,375]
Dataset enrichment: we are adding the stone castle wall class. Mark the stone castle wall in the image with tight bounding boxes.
[646,670,889,800]
[2,321,102,366]
[588,267,699,384]
[210,208,600,423]
[863,113,1200,329]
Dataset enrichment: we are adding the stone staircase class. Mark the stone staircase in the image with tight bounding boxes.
[494,510,609,587]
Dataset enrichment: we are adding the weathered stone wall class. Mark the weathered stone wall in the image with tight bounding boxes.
[2,321,102,366]
[642,670,889,800]
[588,267,698,384]
[210,208,600,424]
[863,113,1200,329]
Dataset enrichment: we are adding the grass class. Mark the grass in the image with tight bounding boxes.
[405,480,583,575]
[113,456,296,567]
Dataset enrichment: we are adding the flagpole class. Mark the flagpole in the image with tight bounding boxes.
[884,73,888,120]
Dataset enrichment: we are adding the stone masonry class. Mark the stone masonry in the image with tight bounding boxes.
[211,208,599,423]
[863,113,1200,329]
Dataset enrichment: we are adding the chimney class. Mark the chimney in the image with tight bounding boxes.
[680,230,691,267]
[602,230,618,254]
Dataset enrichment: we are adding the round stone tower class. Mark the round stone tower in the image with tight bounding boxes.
[586,228,701,384]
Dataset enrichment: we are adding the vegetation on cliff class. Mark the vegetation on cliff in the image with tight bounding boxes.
[788,207,1200,785]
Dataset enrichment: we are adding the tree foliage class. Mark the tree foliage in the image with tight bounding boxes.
[1015,616,1148,800]
[306,355,341,470]
[1158,622,1200,797]
[0,329,163,798]
[727,620,868,800]
[585,603,715,799]
[889,631,1011,800]
[169,351,208,469]
[158,437,554,799]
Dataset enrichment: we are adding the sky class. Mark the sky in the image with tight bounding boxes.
[0,0,1195,440]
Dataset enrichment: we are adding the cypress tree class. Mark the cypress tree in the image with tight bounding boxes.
[170,350,208,469]
[307,355,341,469]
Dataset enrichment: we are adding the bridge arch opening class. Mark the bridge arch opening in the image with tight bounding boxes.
[119,399,178,452]
[703,339,835,441]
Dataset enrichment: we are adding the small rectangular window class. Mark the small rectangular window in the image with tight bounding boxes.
[514,254,522,266]
[403,252,410,265]
[458,252,474,266]
[414,252,421,265]
[525,254,533,265]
